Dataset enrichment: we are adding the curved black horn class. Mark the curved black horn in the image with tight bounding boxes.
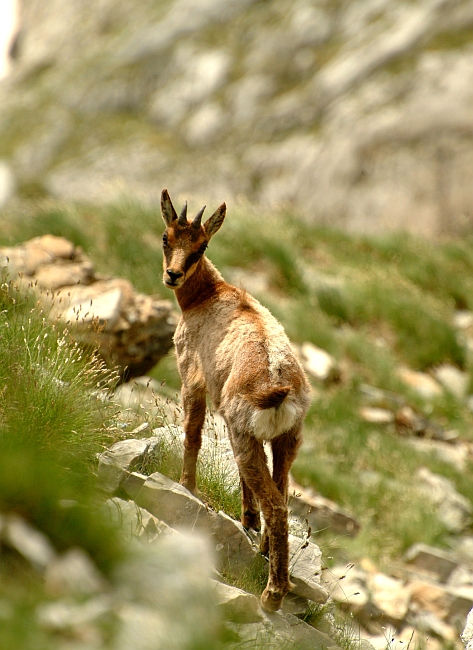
[178,201,188,225]
[192,205,206,229]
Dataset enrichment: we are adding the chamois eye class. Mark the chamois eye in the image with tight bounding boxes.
[200,243,208,252]
[162,233,169,245]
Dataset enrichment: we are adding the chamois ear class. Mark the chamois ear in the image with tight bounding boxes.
[161,189,178,226]
[203,203,226,239]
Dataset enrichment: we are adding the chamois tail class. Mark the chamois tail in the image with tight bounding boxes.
[244,386,291,409]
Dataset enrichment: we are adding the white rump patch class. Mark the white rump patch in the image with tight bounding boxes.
[251,399,299,441]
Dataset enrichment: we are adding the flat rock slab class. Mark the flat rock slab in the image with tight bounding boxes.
[132,471,208,528]
[200,510,256,578]
[211,580,263,623]
[416,467,472,533]
[103,497,176,542]
[0,236,178,381]
[98,439,150,493]
[289,476,360,537]
[404,543,459,583]
[288,534,328,604]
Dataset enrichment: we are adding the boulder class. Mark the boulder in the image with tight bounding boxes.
[97,438,151,493]
[416,467,472,533]
[462,607,473,650]
[3,513,56,571]
[0,236,178,380]
[288,534,328,604]
[433,364,470,399]
[44,547,107,596]
[299,342,338,383]
[289,476,361,537]
[359,407,394,424]
[201,509,256,578]
[396,368,443,400]
[404,543,460,583]
[132,471,208,528]
[211,579,264,623]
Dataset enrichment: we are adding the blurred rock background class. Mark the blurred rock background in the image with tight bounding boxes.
[1,0,473,236]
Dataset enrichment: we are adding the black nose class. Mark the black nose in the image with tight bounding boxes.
[166,269,183,282]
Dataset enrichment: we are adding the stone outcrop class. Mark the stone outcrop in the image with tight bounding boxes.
[2,0,473,235]
[0,235,178,380]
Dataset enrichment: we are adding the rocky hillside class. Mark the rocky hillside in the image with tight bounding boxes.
[1,0,473,235]
[4,215,473,648]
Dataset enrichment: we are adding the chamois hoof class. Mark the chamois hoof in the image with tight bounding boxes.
[260,588,284,613]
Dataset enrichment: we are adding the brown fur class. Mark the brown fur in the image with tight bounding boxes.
[160,189,311,612]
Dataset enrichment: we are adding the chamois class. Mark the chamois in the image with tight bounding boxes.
[160,189,311,612]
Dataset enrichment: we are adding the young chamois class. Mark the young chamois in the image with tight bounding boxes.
[160,189,311,612]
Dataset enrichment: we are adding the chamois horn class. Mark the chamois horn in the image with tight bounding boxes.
[192,205,206,229]
[178,201,188,225]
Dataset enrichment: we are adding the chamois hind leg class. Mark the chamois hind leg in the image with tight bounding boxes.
[228,427,291,612]
[180,382,206,493]
[240,475,261,531]
[260,425,302,556]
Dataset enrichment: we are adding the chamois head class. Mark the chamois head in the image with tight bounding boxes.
[160,189,226,289]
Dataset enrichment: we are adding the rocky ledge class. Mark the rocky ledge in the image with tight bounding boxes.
[0,235,178,380]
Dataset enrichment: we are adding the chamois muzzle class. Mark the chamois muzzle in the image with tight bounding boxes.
[165,269,184,285]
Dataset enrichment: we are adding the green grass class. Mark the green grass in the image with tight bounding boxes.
[0,278,124,571]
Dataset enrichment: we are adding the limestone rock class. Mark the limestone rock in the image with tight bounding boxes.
[368,573,410,626]
[324,565,370,610]
[113,534,219,650]
[288,534,328,604]
[132,471,208,529]
[3,513,56,571]
[97,438,150,493]
[359,407,394,424]
[404,543,459,583]
[3,0,473,237]
[103,497,176,542]
[37,595,113,632]
[289,476,361,537]
[299,342,338,383]
[416,467,472,533]
[201,509,256,578]
[0,236,177,380]
[397,368,443,400]
[44,547,107,596]
[211,579,264,623]
[433,364,470,399]
[462,607,473,650]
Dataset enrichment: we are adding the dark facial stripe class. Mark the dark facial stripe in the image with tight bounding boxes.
[183,249,205,272]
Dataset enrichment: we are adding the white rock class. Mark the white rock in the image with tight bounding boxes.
[5,515,56,571]
[454,311,473,330]
[211,579,263,623]
[45,547,107,596]
[433,364,469,399]
[397,368,443,400]
[368,573,410,624]
[0,160,15,207]
[288,535,328,604]
[462,607,473,650]
[300,342,337,382]
[417,467,472,533]
[359,407,394,424]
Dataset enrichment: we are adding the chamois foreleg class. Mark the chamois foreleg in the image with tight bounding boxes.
[180,383,206,493]
[240,475,261,531]
[260,425,303,555]
[228,428,292,612]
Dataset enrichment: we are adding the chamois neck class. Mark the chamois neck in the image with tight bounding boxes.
[175,256,224,312]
